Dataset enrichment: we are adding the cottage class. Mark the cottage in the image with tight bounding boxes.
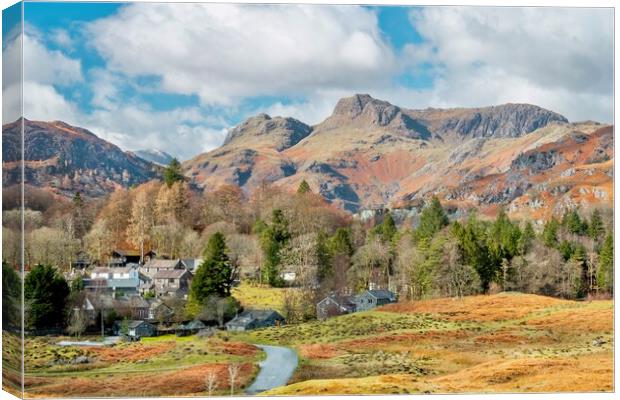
[148,299,174,321]
[153,268,193,297]
[83,294,150,320]
[354,289,397,312]
[176,319,207,336]
[73,251,91,269]
[316,293,356,320]
[84,266,143,295]
[110,249,156,267]
[141,259,187,279]
[114,320,156,338]
[225,310,285,331]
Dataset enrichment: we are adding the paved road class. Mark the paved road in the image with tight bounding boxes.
[245,345,298,395]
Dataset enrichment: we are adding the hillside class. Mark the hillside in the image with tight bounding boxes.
[237,292,613,395]
[184,95,613,219]
[2,119,162,198]
[134,149,175,166]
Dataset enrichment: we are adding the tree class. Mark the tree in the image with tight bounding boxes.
[261,209,291,287]
[315,230,332,282]
[517,221,535,255]
[2,262,21,329]
[562,208,587,236]
[228,363,240,396]
[71,192,88,241]
[588,209,605,241]
[67,307,89,339]
[542,217,560,247]
[597,234,613,293]
[205,370,218,396]
[374,212,397,244]
[487,209,521,264]
[84,219,113,264]
[190,233,236,303]
[120,317,129,335]
[24,264,70,329]
[127,190,153,263]
[415,197,449,241]
[297,179,311,194]
[164,158,184,188]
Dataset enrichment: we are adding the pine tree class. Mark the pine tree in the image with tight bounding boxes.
[378,212,397,244]
[24,264,70,329]
[416,197,449,241]
[297,179,311,194]
[542,217,560,247]
[190,232,235,302]
[517,221,535,255]
[315,230,332,282]
[597,234,613,293]
[562,208,586,236]
[588,209,605,241]
[261,209,291,287]
[164,158,184,188]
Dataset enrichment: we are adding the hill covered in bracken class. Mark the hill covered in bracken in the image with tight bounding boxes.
[2,119,161,198]
[184,94,613,221]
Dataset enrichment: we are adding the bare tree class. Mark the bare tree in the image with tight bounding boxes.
[127,190,153,263]
[228,363,240,396]
[205,370,218,396]
[67,307,89,339]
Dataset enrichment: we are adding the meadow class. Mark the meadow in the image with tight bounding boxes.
[245,292,613,395]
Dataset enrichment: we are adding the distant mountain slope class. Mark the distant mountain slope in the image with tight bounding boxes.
[134,149,175,166]
[184,94,612,220]
[2,119,161,198]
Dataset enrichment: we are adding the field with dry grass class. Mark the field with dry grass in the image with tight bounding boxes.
[15,333,262,398]
[251,292,613,395]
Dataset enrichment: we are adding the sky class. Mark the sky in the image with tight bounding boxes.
[2,3,614,161]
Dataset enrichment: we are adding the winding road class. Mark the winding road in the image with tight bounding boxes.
[245,345,298,395]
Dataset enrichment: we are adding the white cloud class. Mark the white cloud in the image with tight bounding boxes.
[86,4,396,105]
[23,32,83,86]
[404,7,613,122]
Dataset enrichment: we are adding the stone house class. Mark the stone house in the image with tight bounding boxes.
[152,268,193,297]
[141,259,187,279]
[354,289,397,312]
[225,310,285,331]
[316,293,356,320]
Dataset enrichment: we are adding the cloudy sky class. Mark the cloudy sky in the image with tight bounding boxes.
[2,3,614,160]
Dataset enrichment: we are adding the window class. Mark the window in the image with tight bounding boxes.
[169,278,174,283]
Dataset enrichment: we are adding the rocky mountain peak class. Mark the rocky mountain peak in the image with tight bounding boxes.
[223,114,312,152]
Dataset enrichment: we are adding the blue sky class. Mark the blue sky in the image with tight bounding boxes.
[2,3,614,160]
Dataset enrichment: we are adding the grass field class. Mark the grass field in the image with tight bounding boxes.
[6,291,614,397]
[232,282,288,313]
[15,333,262,398]
[248,292,613,395]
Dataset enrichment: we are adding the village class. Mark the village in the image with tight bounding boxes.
[66,248,398,340]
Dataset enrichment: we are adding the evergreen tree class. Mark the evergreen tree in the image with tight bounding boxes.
[297,179,311,194]
[190,232,235,302]
[261,209,291,287]
[562,208,587,235]
[330,227,354,256]
[24,264,70,330]
[488,209,521,263]
[588,209,605,241]
[452,216,495,292]
[415,197,449,241]
[597,234,613,293]
[2,262,21,329]
[315,230,332,282]
[377,212,397,244]
[164,158,184,188]
[559,240,575,261]
[542,217,560,247]
[517,221,535,255]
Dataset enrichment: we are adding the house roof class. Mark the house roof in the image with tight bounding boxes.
[92,266,133,275]
[153,269,191,279]
[180,320,207,330]
[181,258,202,270]
[318,293,356,308]
[117,295,150,308]
[144,259,184,269]
[226,309,283,326]
[127,320,152,329]
[364,289,396,300]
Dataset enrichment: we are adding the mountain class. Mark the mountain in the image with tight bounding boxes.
[184,94,612,220]
[134,149,175,166]
[2,119,161,198]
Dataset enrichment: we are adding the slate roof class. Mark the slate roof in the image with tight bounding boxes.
[226,309,283,327]
[144,259,185,269]
[365,289,397,300]
[153,269,190,279]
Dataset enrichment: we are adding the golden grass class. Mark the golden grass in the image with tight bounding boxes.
[379,292,569,322]
[232,282,287,313]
